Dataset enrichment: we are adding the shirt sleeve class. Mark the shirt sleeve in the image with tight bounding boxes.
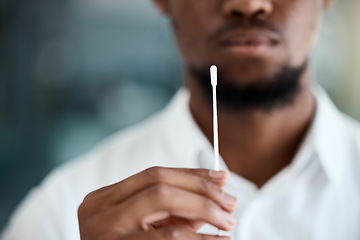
[1,169,82,240]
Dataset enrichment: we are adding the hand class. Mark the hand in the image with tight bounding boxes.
[78,167,238,240]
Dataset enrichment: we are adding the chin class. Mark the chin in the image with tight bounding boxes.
[216,61,279,86]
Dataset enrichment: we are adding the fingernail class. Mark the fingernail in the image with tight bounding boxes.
[209,170,226,179]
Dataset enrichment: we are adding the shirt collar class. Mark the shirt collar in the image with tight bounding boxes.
[306,85,348,184]
[162,85,347,184]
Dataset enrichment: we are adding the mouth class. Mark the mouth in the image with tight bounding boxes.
[218,30,280,56]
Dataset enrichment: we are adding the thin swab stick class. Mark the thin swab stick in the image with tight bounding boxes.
[211,65,221,237]
[210,65,219,171]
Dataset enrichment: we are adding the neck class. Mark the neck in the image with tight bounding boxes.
[187,69,316,188]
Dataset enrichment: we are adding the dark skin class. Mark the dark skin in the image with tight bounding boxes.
[189,70,316,187]
[158,0,331,187]
[78,0,334,239]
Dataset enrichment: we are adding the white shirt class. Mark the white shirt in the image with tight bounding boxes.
[2,86,360,240]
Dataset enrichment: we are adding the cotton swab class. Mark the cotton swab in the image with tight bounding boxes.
[210,65,219,171]
[210,65,222,237]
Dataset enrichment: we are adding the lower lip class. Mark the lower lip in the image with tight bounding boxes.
[220,42,277,56]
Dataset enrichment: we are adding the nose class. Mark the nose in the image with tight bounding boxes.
[222,0,273,19]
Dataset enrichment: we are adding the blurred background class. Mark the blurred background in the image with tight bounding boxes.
[0,0,359,233]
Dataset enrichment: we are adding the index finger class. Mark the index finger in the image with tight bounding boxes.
[81,168,235,218]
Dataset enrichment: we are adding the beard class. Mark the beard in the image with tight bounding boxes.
[189,62,307,113]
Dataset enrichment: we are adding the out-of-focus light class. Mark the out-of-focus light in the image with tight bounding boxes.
[35,38,78,87]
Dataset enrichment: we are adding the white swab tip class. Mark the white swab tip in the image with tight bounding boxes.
[210,65,217,86]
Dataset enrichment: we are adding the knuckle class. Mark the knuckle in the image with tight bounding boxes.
[82,186,108,203]
[78,191,101,221]
[145,166,167,182]
[83,190,96,202]
[203,199,217,213]
[162,227,182,240]
[150,183,171,200]
[77,202,87,220]
[77,201,95,223]
[200,178,214,192]
[78,195,94,221]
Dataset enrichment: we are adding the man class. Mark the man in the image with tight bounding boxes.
[2,0,360,239]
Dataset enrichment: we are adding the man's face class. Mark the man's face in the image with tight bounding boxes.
[155,0,331,87]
